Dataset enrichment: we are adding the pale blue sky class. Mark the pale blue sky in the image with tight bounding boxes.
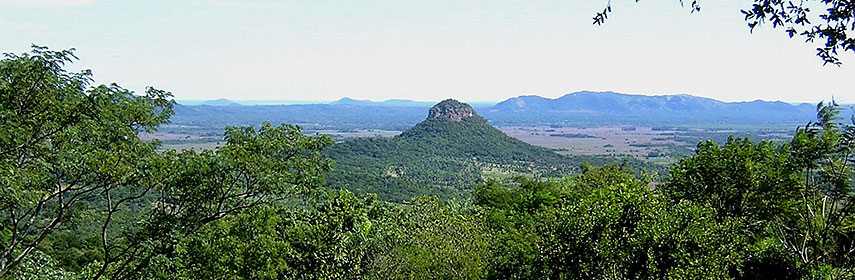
[2,0,852,103]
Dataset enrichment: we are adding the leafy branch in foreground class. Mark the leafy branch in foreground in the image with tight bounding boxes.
[0,46,334,279]
[99,123,333,280]
[665,101,855,279]
[594,0,855,65]
[0,45,174,278]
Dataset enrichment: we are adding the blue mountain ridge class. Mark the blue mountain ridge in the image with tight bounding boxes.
[483,91,817,125]
[171,91,822,129]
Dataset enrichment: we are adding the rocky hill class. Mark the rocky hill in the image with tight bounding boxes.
[425,99,476,121]
[324,99,648,201]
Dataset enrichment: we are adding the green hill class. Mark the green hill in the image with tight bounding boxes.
[325,99,643,201]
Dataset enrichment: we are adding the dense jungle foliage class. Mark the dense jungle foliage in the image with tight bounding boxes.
[2,47,854,279]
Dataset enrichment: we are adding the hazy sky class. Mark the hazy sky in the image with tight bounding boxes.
[2,0,853,103]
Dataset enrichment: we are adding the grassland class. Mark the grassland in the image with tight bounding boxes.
[498,125,793,165]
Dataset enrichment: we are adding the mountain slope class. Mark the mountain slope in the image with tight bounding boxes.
[483,91,816,126]
[324,99,641,201]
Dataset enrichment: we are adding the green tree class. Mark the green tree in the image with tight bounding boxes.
[96,123,333,279]
[475,165,747,279]
[666,138,801,230]
[777,101,855,279]
[538,165,746,279]
[665,102,855,279]
[378,197,491,279]
[160,190,394,280]
[474,177,566,279]
[0,45,174,278]
[0,46,335,279]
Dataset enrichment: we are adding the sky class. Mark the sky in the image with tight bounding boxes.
[1,0,853,104]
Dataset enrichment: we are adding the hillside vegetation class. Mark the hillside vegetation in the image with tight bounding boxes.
[325,99,657,201]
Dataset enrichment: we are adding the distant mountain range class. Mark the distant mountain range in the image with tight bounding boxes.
[480,91,816,126]
[170,92,820,129]
[171,103,426,130]
[199,98,241,106]
[178,97,496,107]
[493,92,811,113]
[330,97,437,107]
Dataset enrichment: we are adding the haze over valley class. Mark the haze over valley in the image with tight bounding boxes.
[162,91,815,165]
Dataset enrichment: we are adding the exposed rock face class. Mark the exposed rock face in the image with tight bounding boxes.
[427,99,477,122]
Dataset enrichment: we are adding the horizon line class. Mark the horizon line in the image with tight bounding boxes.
[173,91,831,106]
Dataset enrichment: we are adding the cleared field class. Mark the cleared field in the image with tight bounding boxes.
[141,132,223,151]
[161,141,222,151]
[500,126,685,157]
[498,126,700,166]
[499,125,794,165]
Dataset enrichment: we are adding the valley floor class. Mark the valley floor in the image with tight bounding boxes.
[146,124,796,166]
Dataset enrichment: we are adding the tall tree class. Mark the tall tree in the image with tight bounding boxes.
[779,101,855,279]
[0,46,335,279]
[665,102,855,278]
[108,123,334,279]
[0,45,174,277]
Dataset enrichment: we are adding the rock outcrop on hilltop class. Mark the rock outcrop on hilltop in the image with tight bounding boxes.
[427,99,476,122]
